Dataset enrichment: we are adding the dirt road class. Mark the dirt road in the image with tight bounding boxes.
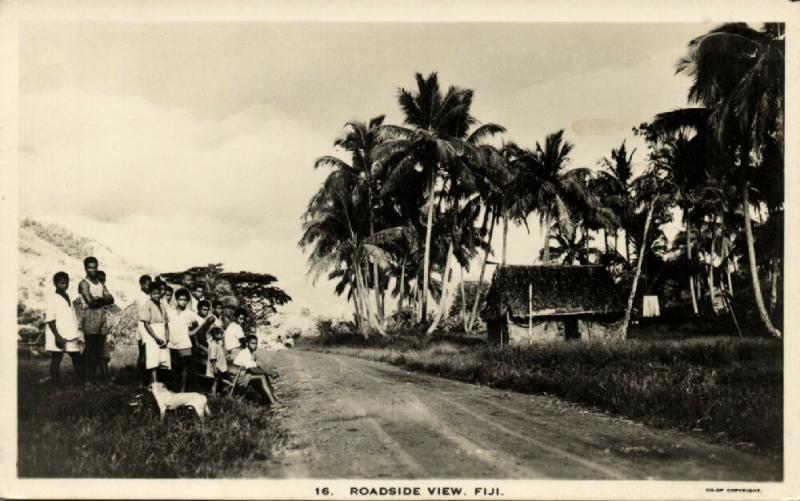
[261,349,780,480]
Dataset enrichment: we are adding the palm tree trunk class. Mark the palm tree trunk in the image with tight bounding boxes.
[502,212,509,265]
[543,220,551,263]
[467,215,495,333]
[352,257,371,337]
[398,257,406,311]
[708,215,717,312]
[604,228,609,256]
[427,242,454,335]
[420,170,436,323]
[770,258,779,316]
[460,266,468,332]
[622,199,655,339]
[686,217,699,315]
[625,233,630,264]
[742,180,781,337]
[727,266,734,297]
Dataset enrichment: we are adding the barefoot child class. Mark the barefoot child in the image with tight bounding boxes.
[206,327,227,396]
[231,335,280,406]
[139,281,171,383]
[45,272,85,385]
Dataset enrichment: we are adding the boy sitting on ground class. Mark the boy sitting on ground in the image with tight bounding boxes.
[231,335,281,407]
[206,327,227,396]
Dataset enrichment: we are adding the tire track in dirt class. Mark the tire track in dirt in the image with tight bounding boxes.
[330,356,547,479]
[334,355,623,479]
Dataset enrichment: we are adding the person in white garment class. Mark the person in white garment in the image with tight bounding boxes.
[224,308,248,362]
[138,282,171,382]
[45,271,85,386]
[231,335,281,406]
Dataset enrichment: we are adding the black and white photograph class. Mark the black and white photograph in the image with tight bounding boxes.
[1,1,797,499]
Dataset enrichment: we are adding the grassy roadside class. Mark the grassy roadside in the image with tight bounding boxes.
[300,333,783,455]
[17,351,285,478]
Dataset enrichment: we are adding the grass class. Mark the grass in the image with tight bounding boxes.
[17,349,285,478]
[300,332,783,454]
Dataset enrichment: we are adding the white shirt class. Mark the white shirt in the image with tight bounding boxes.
[45,290,80,341]
[169,307,201,350]
[232,348,257,369]
[224,323,245,352]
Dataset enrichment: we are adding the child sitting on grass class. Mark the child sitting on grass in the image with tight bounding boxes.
[206,327,227,396]
[231,335,281,407]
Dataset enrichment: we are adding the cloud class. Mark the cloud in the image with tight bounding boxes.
[19,88,330,232]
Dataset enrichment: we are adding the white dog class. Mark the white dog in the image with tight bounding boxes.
[148,382,211,420]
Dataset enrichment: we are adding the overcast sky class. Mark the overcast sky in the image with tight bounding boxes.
[18,21,710,313]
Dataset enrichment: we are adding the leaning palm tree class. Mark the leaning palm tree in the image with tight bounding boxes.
[377,72,485,323]
[677,22,784,337]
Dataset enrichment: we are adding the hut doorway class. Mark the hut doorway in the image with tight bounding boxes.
[564,318,580,341]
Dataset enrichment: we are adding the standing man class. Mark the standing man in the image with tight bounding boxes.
[78,256,114,382]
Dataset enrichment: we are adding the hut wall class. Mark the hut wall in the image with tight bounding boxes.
[508,319,564,343]
[578,318,624,340]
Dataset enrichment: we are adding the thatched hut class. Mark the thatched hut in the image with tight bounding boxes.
[481,265,626,344]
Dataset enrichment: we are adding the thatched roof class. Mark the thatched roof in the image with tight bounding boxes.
[482,265,625,319]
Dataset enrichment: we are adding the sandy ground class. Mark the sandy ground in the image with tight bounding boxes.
[257,349,781,481]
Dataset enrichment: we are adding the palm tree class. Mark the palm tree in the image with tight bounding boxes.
[377,72,485,323]
[315,115,390,321]
[595,140,637,264]
[300,169,384,335]
[510,130,589,263]
[677,22,784,337]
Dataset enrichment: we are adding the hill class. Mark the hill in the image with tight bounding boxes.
[18,218,152,312]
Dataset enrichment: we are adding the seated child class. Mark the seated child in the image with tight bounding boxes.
[206,326,227,396]
[231,335,280,406]
[224,308,248,362]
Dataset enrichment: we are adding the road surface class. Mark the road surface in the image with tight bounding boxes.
[255,349,780,480]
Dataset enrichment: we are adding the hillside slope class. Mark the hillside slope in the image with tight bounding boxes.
[18,219,151,312]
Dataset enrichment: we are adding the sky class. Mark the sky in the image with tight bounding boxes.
[18,21,711,315]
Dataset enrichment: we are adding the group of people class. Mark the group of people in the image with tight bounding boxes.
[44,257,280,407]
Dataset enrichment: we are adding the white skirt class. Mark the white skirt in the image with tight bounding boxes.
[142,323,171,370]
[45,329,83,353]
